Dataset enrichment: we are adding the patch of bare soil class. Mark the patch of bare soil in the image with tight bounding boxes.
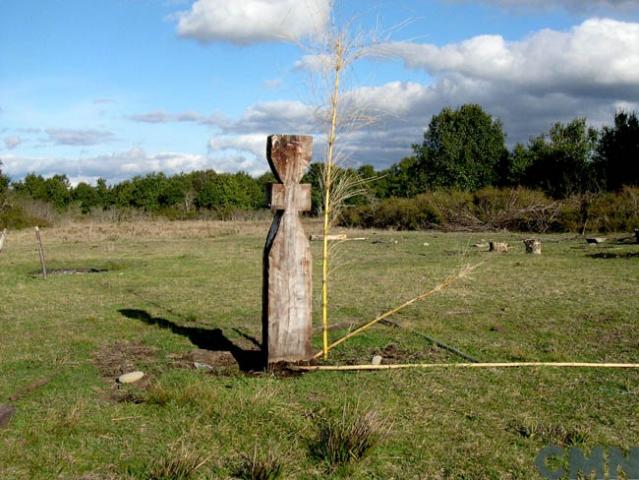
[93,341,159,378]
[169,349,237,369]
[93,342,160,403]
[374,343,446,363]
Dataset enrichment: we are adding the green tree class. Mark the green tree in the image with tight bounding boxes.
[596,111,639,191]
[382,156,425,197]
[302,163,324,214]
[0,161,9,212]
[498,143,533,187]
[523,118,599,197]
[195,172,261,211]
[412,104,508,191]
[72,182,100,213]
[95,178,110,208]
[0,161,8,196]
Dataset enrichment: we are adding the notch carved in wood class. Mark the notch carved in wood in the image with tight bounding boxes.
[262,135,313,365]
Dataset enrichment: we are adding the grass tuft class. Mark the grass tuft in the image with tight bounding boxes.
[147,445,206,480]
[234,447,284,480]
[310,404,385,471]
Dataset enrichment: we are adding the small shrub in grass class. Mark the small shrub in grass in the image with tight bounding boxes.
[234,447,283,480]
[147,444,206,480]
[310,404,385,472]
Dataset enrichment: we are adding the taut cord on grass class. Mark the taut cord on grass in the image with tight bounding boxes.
[294,362,639,372]
[312,261,484,360]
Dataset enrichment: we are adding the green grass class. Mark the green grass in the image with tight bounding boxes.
[1,221,638,479]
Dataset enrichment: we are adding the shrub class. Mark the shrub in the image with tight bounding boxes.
[0,204,51,230]
[338,187,639,233]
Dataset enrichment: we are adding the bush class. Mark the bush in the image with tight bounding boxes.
[0,204,50,230]
[338,187,639,233]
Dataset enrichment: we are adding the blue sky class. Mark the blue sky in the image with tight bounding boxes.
[1,0,638,183]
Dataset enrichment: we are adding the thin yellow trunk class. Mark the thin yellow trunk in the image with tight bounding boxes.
[321,38,343,360]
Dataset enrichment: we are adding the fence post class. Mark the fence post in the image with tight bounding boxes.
[35,226,47,279]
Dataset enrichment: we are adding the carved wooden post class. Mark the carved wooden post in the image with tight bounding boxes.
[263,135,313,365]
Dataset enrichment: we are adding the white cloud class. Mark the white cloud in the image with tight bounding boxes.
[375,18,639,96]
[0,146,271,183]
[45,128,114,146]
[3,136,22,150]
[127,111,228,127]
[294,53,333,71]
[451,0,639,11]
[175,0,331,45]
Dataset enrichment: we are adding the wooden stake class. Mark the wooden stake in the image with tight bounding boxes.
[293,362,639,372]
[35,226,47,279]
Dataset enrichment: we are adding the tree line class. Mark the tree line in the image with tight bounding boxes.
[1,104,638,226]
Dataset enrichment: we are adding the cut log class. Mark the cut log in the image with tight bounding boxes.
[489,241,508,253]
[523,239,542,255]
[309,234,347,241]
[586,237,606,245]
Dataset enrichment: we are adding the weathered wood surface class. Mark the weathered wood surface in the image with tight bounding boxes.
[35,226,47,279]
[263,135,313,364]
[0,228,6,254]
[489,241,508,253]
[309,234,347,241]
[0,404,16,429]
[523,239,542,255]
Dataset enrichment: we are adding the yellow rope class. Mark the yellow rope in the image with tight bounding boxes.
[294,362,639,372]
[312,261,484,360]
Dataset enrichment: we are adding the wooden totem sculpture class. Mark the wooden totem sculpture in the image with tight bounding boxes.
[263,135,313,365]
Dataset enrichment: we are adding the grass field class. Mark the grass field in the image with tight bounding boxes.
[1,220,638,479]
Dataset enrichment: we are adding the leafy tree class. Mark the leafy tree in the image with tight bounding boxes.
[302,163,324,214]
[72,182,100,213]
[522,118,599,197]
[596,111,639,190]
[195,172,262,211]
[382,156,425,197]
[0,161,8,196]
[13,173,71,209]
[158,174,191,209]
[0,161,9,212]
[498,143,533,187]
[412,104,508,191]
[95,178,110,208]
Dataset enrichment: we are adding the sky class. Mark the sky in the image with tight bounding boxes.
[1,0,639,184]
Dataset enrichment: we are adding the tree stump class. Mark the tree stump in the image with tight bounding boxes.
[523,239,542,255]
[489,241,508,253]
[262,135,313,365]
